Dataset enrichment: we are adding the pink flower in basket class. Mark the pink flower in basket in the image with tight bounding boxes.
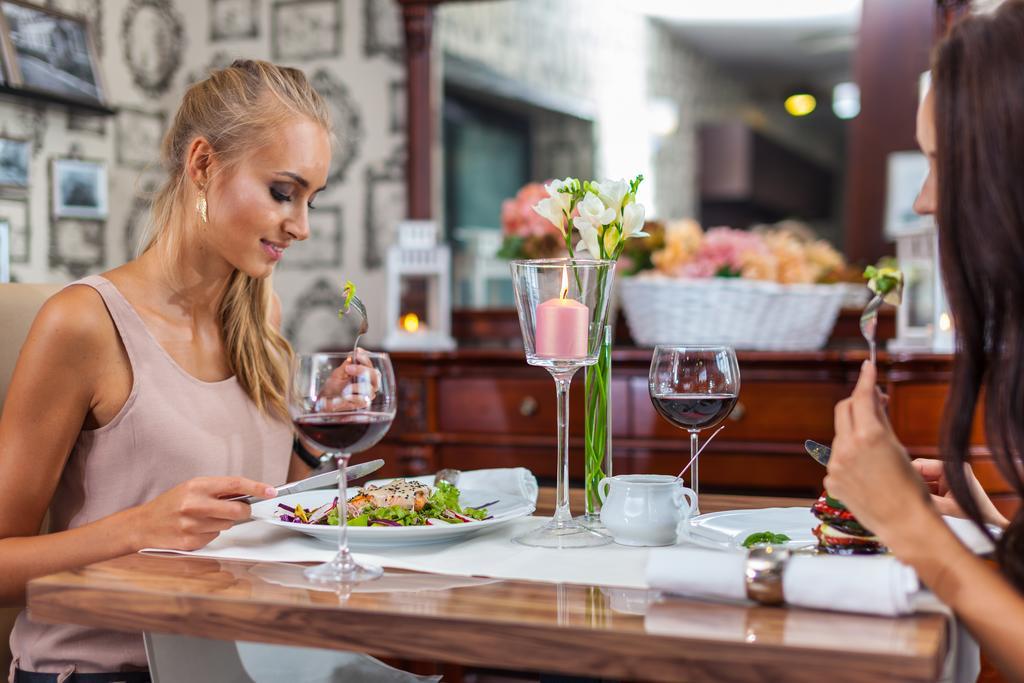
[682,227,771,278]
[501,183,562,239]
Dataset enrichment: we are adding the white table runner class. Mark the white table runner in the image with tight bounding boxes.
[143,517,652,589]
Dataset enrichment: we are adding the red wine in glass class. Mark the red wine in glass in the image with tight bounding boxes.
[293,412,393,453]
[648,345,741,503]
[650,393,738,431]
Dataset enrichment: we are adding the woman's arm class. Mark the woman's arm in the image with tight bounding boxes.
[826,361,1024,680]
[896,507,1024,681]
[0,290,273,605]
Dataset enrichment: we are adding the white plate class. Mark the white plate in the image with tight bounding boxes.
[252,487,535,548]
[687,506,997,555]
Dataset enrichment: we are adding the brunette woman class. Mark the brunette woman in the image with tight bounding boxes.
[826,3,1024,679]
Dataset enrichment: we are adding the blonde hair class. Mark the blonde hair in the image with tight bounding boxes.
[142,59,332,419]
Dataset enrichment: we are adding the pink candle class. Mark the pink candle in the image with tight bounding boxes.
[535,296,589,358]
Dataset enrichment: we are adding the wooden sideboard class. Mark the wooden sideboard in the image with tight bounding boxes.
[369,348,1019,518]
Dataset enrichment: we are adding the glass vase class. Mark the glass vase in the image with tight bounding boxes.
[582,323,612,526]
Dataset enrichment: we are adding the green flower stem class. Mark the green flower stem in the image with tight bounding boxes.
[583,264,612,518]
[584,340,611,516]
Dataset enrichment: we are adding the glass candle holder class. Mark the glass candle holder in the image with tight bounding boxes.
[509,258,615,548]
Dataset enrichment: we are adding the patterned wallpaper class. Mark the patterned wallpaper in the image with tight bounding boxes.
[1,0,406,350]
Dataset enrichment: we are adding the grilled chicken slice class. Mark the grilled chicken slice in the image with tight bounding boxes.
[348,480,429,514]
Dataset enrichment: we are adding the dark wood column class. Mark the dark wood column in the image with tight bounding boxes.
[842,0,935,265]
[398,0,440,220]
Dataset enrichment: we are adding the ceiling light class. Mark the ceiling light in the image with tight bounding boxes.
[784,93,817,117]
[832,82,860,119]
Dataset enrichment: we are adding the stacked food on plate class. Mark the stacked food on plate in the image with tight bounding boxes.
[811,493,887,555]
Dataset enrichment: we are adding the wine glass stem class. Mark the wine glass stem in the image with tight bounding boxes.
[335,452,353,570]
[689,430,700,498]
[553,374,573,525]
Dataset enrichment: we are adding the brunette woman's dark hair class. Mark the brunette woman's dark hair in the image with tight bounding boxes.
[932,0,1024,591]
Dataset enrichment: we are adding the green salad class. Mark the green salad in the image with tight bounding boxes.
[276,481,491,528]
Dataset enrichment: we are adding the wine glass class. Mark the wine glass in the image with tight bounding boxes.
[648,346,740,507]
[289,351,396,583]
[509,258,615,548]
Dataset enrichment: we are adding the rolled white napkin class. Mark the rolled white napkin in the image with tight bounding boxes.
[646,547,919,617]
[365,467,539,505]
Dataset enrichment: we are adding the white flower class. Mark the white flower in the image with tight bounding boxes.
[594,179,629,219]
[532,198,566,236]
[573,192,615,231]
[575,223,602,258]
[546,178,575,215]
[622,202,647,239]
[530,178,575,236]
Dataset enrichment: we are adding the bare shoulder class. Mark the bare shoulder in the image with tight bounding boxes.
[26,284,118,365]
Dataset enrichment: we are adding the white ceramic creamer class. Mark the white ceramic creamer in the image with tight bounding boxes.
[598,474,698,546]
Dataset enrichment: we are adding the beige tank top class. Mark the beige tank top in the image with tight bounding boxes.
[10,275,292,677]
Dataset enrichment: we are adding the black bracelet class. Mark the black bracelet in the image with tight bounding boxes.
[293,436,321,468]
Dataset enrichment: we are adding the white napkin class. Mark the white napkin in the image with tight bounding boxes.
[365,467,539,504]
[646,547,919,616]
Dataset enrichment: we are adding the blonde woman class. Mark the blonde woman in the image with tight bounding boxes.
[0,60,413,682]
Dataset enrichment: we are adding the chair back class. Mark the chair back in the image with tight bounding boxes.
[0,283,61,674]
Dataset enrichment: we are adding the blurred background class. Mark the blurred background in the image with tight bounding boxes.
[0,0,977,351]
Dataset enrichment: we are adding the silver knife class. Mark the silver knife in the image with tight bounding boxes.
[804,440,831,467]
[230,458,385,504]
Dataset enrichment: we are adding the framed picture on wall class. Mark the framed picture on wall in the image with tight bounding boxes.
[0,196,29,263]
[52,158,107,219]
[0,218,10,283]
[0,136,29,188]
[0,0,105,105]
[884,151,932,239]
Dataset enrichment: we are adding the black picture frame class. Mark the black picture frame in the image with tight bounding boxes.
[0,135,29,188]
[271,0,340,62]
[0,0,106,105]
[121,0,183,98]
[389,79,405,134]
[46,0,103,56]
[209,0,258,42]
[116,107,165,169]
[363,146,404,270]
[51,156,108,220]
[0,196,28,263]
[363,0,402,62]
[49,216,105,278]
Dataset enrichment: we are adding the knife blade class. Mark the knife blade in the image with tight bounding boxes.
[230,458,385,504]
[804,440,832,467]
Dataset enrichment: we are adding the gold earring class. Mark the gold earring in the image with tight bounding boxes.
[196,189,208,224]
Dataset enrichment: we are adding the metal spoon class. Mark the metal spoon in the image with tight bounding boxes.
[859,293,884,365]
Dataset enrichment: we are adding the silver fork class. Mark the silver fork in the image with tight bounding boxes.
[343,293,369,357]
[859,293,884,365]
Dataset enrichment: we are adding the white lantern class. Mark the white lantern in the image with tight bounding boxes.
[885,225,954,353]
[382,220,456,351]
[882,149,953,353]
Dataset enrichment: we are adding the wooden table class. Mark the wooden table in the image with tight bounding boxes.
[26,492,949,683]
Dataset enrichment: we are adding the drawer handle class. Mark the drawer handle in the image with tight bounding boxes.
[728,401,746,422]
[519,396,539,417]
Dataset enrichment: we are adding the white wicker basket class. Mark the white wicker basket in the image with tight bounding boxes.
[618,276,848,350]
